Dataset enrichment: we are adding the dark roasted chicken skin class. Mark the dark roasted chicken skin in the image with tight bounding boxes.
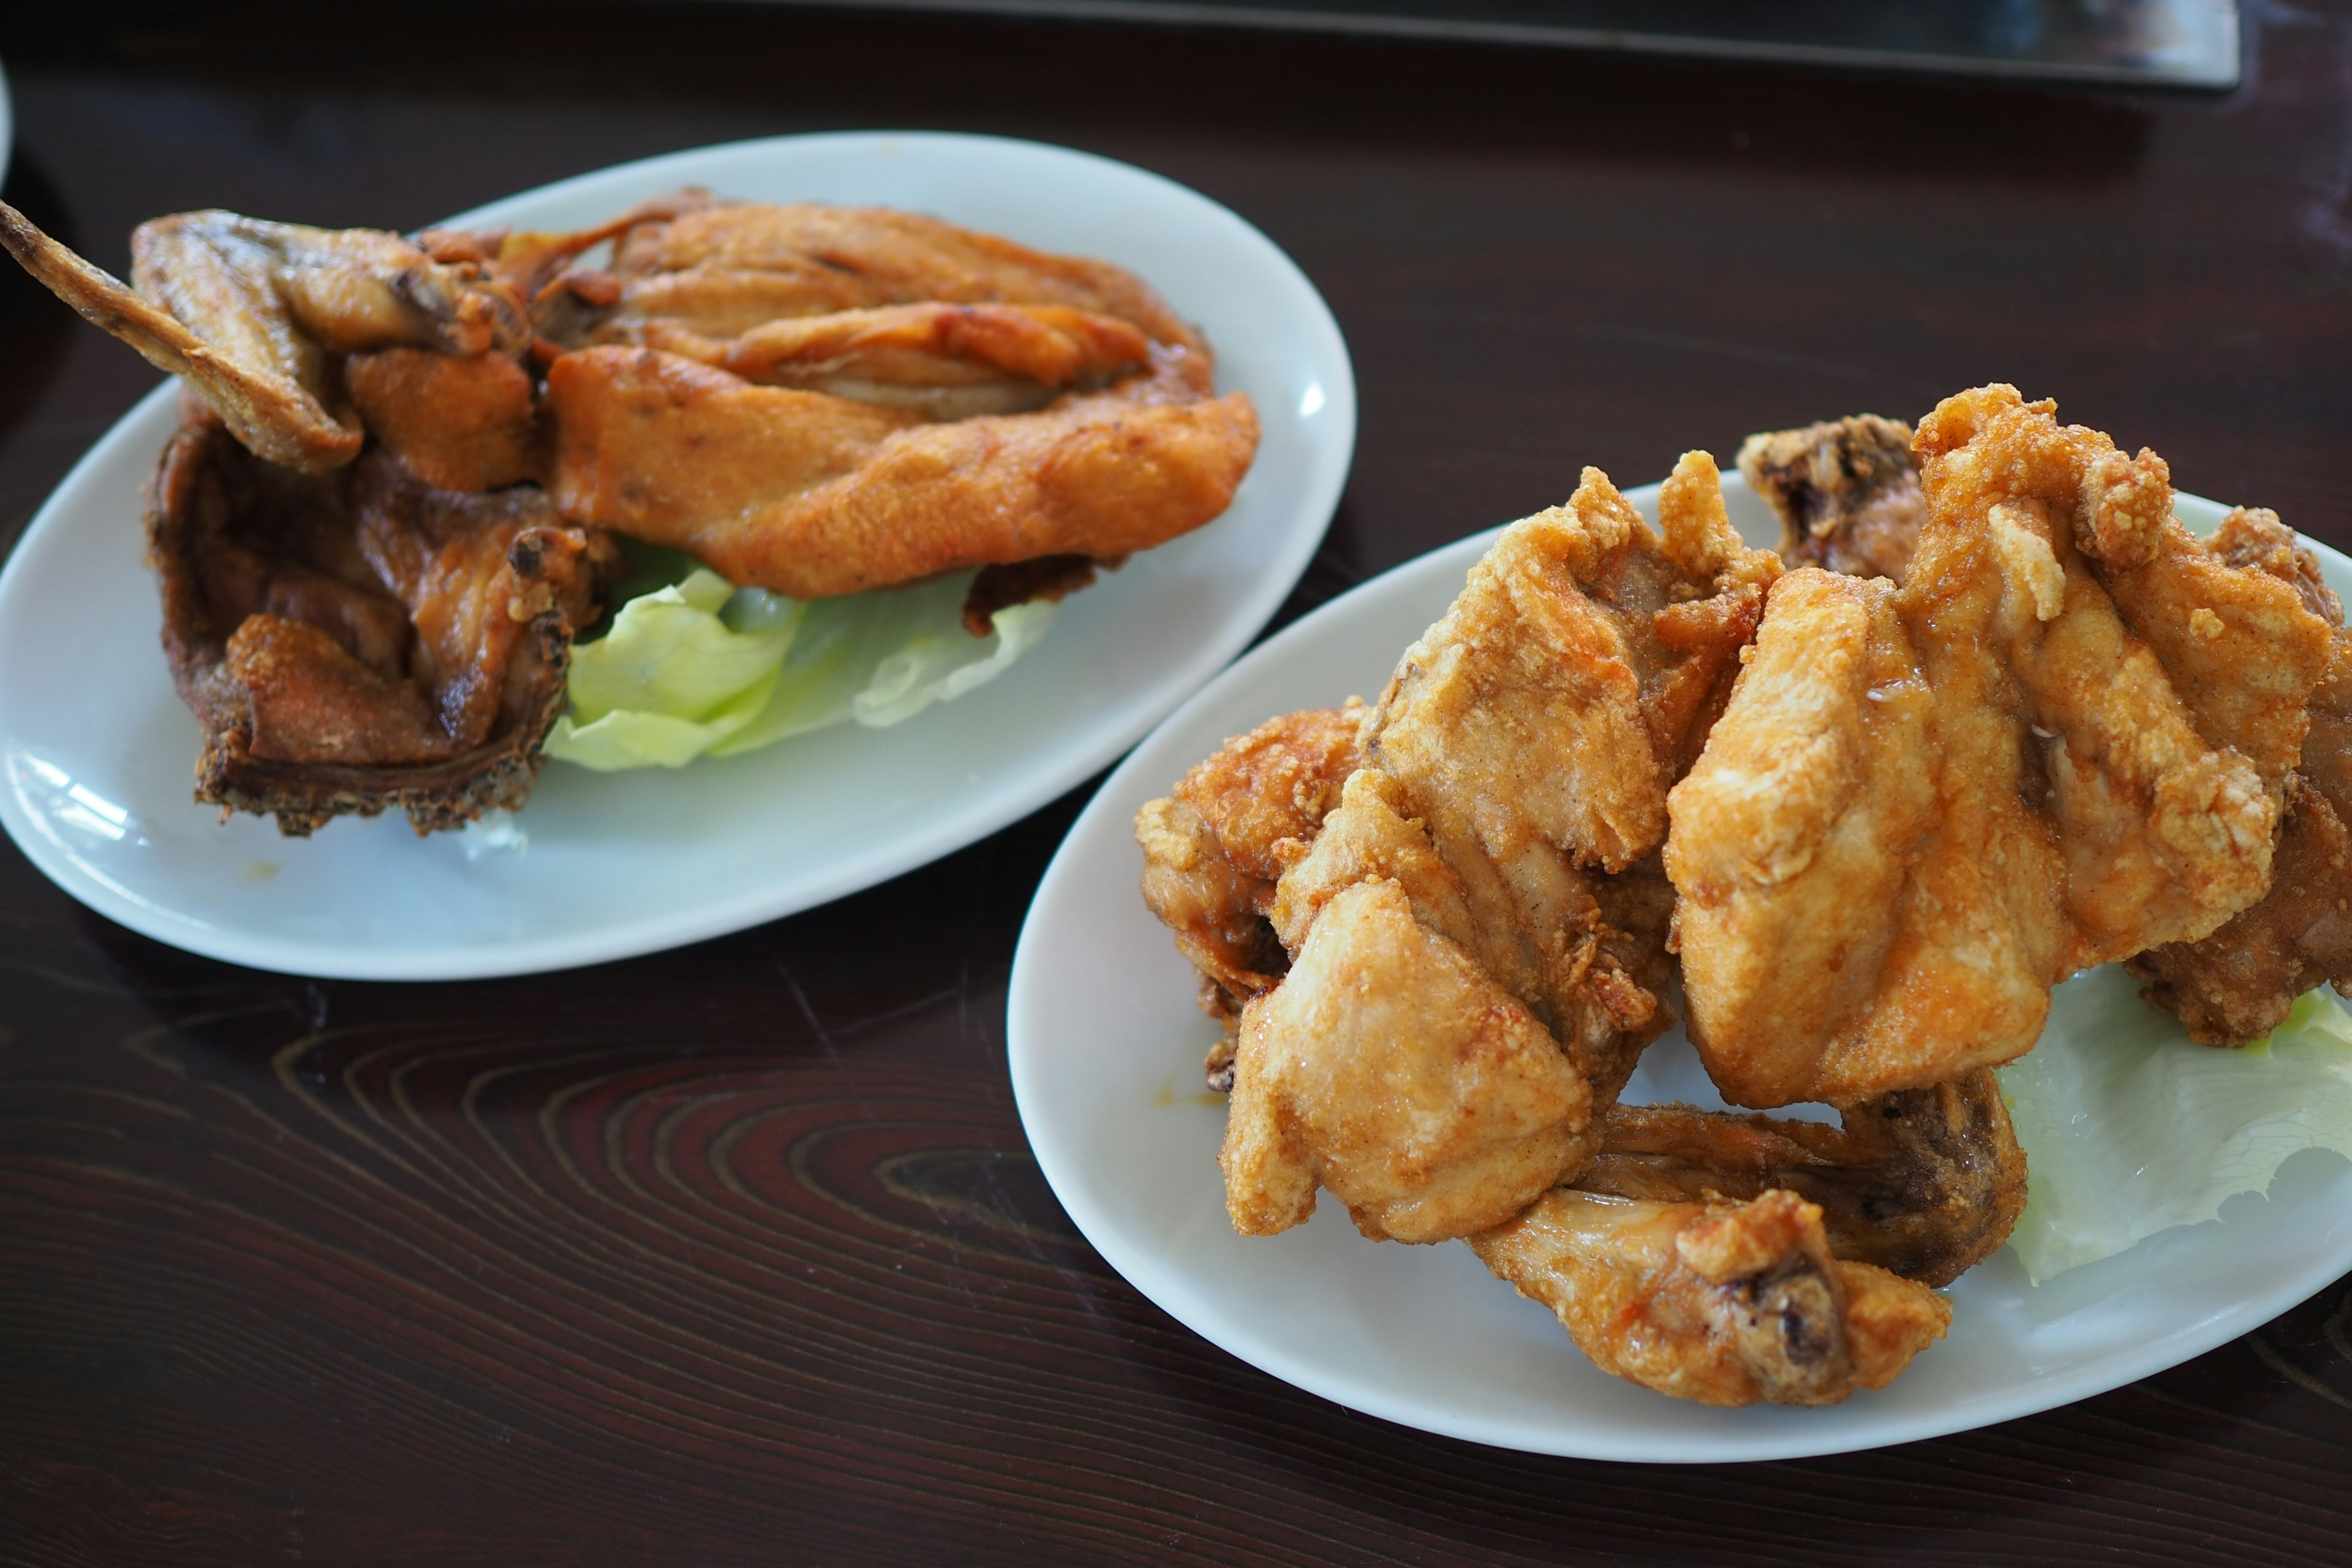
[148,410,610,835]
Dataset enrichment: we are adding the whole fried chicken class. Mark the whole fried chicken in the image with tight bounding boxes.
[1198,456,1780,1242]
[1669,386,2334,1105]
[1469,1188,1950,1407]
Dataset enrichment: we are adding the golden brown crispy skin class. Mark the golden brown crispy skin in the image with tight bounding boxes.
[1223,880,1596,1243]
[1578,1069,2026,1287]
[1200,461,1781,1242]
[148,413,609,835]
[343,348,542,492]
[1135,704,1367,1056]
[2127,507,2352,1042]
[1670,387,2328,1104]
[635,302,1152,418]
[1739,414,1927,584]
[0,202,531,474]
[2130,779,2352,1042]
[606,200,1205,352]
[548,344,1259,597]
[1469,1189,1950,1406]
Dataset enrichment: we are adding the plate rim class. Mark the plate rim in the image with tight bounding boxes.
[0,129,1357,979]
[1006,478,2352,1463]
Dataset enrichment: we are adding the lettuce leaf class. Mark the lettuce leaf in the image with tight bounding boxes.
[1997,969,2352,1283]
[544,559,1057,772]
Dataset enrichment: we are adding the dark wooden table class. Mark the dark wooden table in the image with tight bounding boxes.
[6,6,2352,1563]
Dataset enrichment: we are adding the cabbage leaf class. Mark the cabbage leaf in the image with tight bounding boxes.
[545,560,1057,772]
[1997,969,2352,1284]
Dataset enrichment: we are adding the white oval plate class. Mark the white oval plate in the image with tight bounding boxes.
[1009,473,2352,1462]
[0,133,1354,979]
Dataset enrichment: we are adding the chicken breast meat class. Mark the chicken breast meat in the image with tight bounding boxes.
[1669,385,2334,1105]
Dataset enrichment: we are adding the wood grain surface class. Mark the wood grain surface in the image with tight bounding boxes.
[5,6,2352,1563]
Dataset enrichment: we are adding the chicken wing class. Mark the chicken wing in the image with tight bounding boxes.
[1739,413,1926,584]
[1670,386,2331,1104]
[1577,1069,2026,1287]
[1469,1188,1950,1407]
[0,201,527,475]
[1212,458,1780,1240]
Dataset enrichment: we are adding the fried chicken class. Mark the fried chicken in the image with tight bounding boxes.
[2126,507,2352,1041]
[1134,703,1366,1082]
[0,201,529,475]
[149,410,609,834]
[1469,1188,1950,1407]
[1739,414,1927,584]
[1577,1069,2026,1287]
[547,341,1259,598]
[1204,458,1779,1242]
[1670,386,2333,1105]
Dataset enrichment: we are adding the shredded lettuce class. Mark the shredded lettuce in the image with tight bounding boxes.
[1997,970,2352,1283]
[544,557,1057,772]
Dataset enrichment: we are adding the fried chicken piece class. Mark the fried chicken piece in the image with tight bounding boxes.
[1739,414,1928,584]
[149,412,609,834]
[1671,386,2329,1104]
[548,343,1259,597]
[2125,507,2352,1042]
[1223,879,1595,1242]
[1135,703,1366,1074]
[1578,1069,2026,1287]
[1208,459,1781,1241]
[0,201,527,473]
[343,348,543,491]
[1469,1188,1950,1406]
[605,198,1206,352]
[633,302,1153,418]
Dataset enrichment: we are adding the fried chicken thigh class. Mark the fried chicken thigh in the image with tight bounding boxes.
[1469,1188,1950,1407]
[1670,386,2332,1104]
[1196,457,1779,1242]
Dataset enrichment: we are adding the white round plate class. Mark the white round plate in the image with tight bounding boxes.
[1009,473,2352,1462]
[0,132,1354,979]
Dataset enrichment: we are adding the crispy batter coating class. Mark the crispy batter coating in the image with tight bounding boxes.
[149,413,608,835]
[1135,703,1368,1059]
[1739,414,1927,584]
[1670,387,2330,1104]
[1578,1069,2026,1287]
[1223,879,1594,1242]
[1197,460,1780,1242]
[1469,1188,1950,1406]
[2127,507,2352,1041]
